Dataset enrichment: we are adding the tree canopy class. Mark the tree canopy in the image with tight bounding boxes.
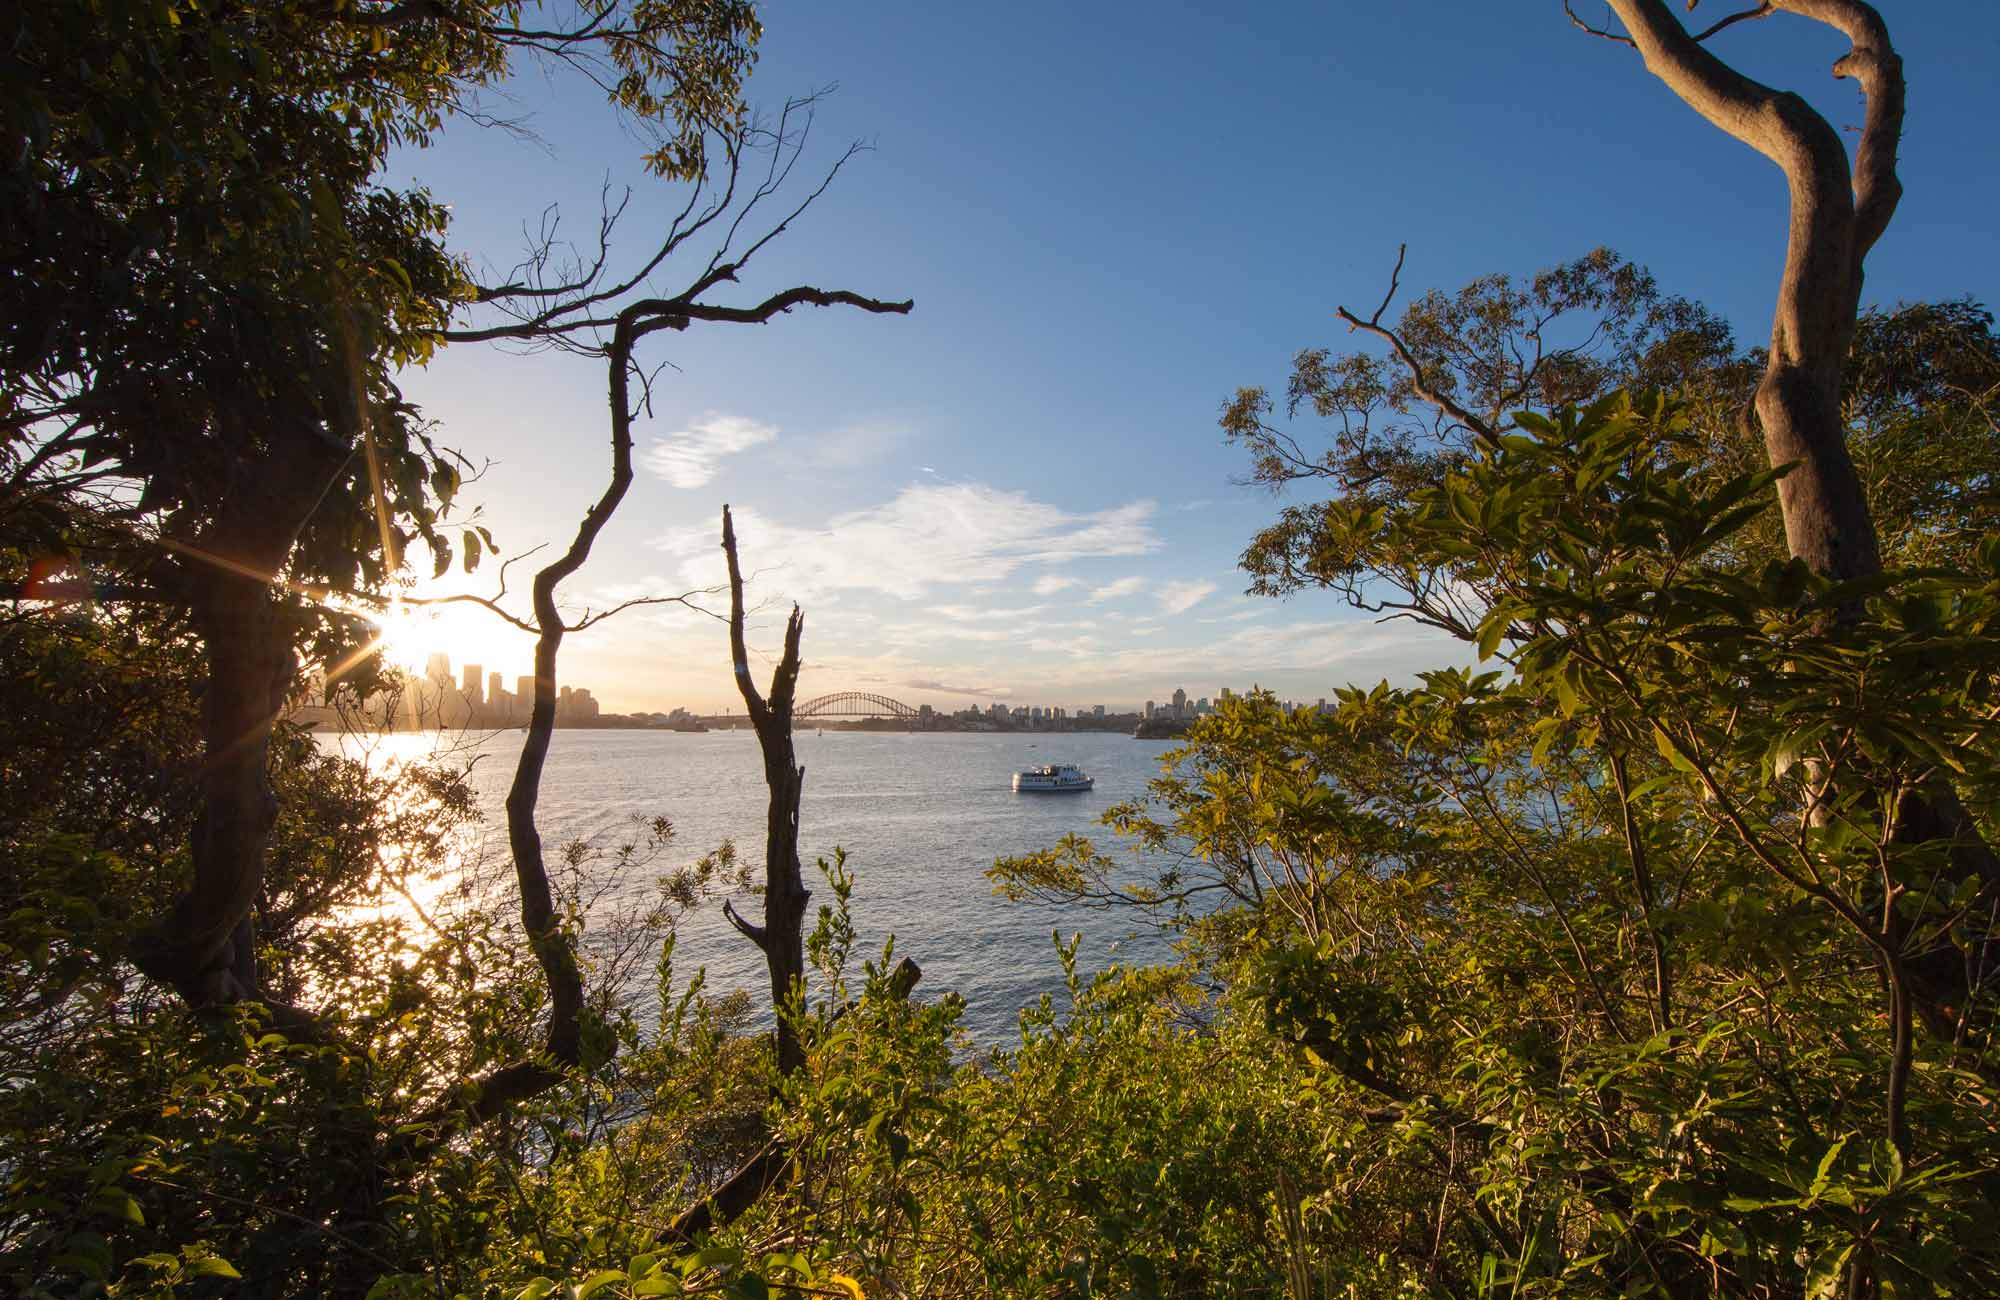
[6,3,1998,1300]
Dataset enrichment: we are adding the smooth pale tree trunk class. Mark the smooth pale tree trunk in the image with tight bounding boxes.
[1600,0,1997,1114]
[1603,0,1897,579]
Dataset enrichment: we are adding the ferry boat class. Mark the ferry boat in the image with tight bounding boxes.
[1012,762,1094,793]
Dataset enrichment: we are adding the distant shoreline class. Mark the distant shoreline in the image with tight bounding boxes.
[305,718,1188,739]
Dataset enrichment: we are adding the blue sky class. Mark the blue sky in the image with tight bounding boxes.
[383,1,2000,714]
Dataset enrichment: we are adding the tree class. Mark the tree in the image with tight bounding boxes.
[1575,0,1900,582]
[718,506,812,1079]
[1826,301,2000,571]
[2,0,761,1012]
[1222,247,1743,631]
[396,99,908,1131]
[1575,0,2000,1063]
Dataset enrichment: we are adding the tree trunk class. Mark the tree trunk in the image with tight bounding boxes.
[133,431,345,1013]
[1598,0,1999,1062]
[443,311,654,1128]
[501,601,586,1070]
[140,562,292,1004]
[1602,0,1898,579]
[419,278,909,1130]
[719,505,811,1077]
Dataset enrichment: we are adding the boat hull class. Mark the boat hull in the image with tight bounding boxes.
[1012,777,1094,793]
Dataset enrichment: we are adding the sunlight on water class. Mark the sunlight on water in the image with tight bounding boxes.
[321,728,503,938]
[314,726,1187,1044]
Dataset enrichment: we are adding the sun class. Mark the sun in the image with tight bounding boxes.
[368,600,438,676]
[355,596,531,685]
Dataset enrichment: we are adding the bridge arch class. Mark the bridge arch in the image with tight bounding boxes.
[795,691,917,719]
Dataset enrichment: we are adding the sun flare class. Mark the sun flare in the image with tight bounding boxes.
[356,597,524,683]
[369,601,437,676]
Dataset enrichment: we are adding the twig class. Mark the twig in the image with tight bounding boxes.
[1335,245,1502,449]
[1564,1,1637,46]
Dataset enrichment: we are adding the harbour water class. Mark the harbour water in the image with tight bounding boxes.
[332,728,1189,1044]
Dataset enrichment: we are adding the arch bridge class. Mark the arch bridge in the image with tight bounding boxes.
[795,691,917,719]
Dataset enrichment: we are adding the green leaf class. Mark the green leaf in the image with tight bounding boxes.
[186,1257,242,1279]
[632,1280,682,1298]
[576,1269,627,1299]
[1805,1242,1855,1299]
[724,1272,768,1300]
[1651,725,1695,774]
[1873,1138,1905,1190]
[90,1187,144,1226]
[1809,1134,1851,1201]
[1698,1220,1748,1257]
[683,1245,746,1275]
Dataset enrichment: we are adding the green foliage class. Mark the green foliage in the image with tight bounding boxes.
[962,379,2000,1296]
[3,0,763,652]
[15,384,2000,1297]
[1166,393,2000,1295]
[1223,249,1746,604]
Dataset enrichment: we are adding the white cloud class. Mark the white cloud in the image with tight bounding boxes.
[900,677,1012,698]
[1087,575,1146,604]
[887,622,1022,644]
[652,482,1160,601]
[931,603,1048,622]
[1032,575,1081,596]
[641,414,777,489]
[1159,579,1215,614]
[798,421,909,470]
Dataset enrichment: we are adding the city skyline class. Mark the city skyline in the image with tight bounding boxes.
[332,639,1334,725]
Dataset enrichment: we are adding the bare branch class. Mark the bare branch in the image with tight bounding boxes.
[568,590,721,631]
[1564,2,1638,46]
[1336,249,1501,449]
[721,898,768,949]
[1690,3,1775,42]
[720,504,769,730]
[396,591,539,634]
[1362,242,1408,327]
